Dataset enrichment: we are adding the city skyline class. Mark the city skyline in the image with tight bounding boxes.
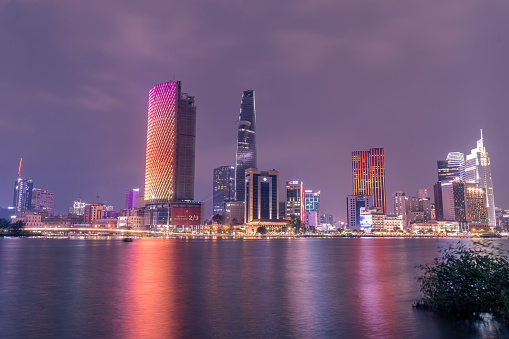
[1,1,509,221]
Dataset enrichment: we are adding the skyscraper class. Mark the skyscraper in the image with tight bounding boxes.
[352,148,386,214]
[144,81,196,204]
[13,178,33,212]
[437,152,465,182]
[235,90,257,202]
[285,180,304,218]
[465,130,496,227]
[213,166,235,215]
[245,168,279,222]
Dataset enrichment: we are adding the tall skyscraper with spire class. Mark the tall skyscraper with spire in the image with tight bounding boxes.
[465,130,496,227]
[235,90,257,202]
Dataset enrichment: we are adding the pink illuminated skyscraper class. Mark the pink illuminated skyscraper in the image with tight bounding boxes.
[144,81,196,204]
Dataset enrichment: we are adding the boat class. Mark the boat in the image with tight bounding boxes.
[123,237,134,242]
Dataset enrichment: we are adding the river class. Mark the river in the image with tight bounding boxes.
[0,237,507,338]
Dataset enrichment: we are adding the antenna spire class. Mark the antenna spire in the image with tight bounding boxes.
[18,158,22,177]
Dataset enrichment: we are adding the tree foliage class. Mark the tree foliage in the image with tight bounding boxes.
[256,226,267,235]
[417,241,509,323]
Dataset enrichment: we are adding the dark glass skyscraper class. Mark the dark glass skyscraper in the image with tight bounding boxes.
[235,90,257,202]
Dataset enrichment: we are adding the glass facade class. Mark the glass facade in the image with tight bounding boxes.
[235,90,257,202]
[465,130,496,227]
[213,166,235,215]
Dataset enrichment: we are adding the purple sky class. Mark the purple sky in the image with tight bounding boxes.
[1,0,509,221]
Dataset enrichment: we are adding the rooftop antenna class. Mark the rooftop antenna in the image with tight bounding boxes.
[18,157,22,177]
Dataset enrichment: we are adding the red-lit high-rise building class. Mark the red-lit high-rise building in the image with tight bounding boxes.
[352,148,386,214]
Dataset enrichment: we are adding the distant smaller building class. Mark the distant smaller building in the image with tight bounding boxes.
[125,188,140,209]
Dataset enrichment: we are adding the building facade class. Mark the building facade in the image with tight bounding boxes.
[285,181,304,218]
[31,188,54,216]
[13,178,34,212]
[125,188,140,209]
[352,148,386,214]
[235,90,257,202]
[213,166,235,215]
[144,81,196,204]
[245,169,279,223]
[346,195,373,231]
[465,130,496,227]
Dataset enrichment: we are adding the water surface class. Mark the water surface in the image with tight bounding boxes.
[0,237,507,338]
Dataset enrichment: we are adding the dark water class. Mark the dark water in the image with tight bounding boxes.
[1,237,508,338]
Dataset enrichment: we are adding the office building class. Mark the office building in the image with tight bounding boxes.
[441,181,466,223]
[465,130,496,227]
[464,184,488,228]
[235,90,257,202]
[437,152,465,182]
[245,169,279,223]
[213,166,235,215]
[279,202,286,219]
[352,148,386,214]
[13,178,34,212]
[84,204,104,224]
[393,191,406,217]
[346,195,373,231]
[285,181,304,218]
[144,81,196,204]
[304,190,320,214]
[125,188,140,209]
[31,188,54,216]
[222,201,245,226]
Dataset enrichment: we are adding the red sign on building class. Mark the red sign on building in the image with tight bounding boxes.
[171,207,201,225]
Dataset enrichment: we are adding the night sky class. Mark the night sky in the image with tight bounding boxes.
[1,0,509,221]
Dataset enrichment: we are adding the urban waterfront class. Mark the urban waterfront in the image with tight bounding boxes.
[1,238,508,338]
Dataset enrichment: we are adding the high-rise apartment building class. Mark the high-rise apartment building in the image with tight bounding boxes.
[245,169,279,222]
[13,178,34,212]
[285,181,304,218]
[31,188,54,215]
[144,81,196,204]
[213,166,235,215]
[346,195,373,231]
[235,90,257,202]
[465,130,496,227]
[125,188,140,209]
[352,148,386,214]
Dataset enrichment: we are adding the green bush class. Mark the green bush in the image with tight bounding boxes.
[417,241,509,323]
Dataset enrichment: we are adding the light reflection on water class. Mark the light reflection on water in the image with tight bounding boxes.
[0,237,508,338]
